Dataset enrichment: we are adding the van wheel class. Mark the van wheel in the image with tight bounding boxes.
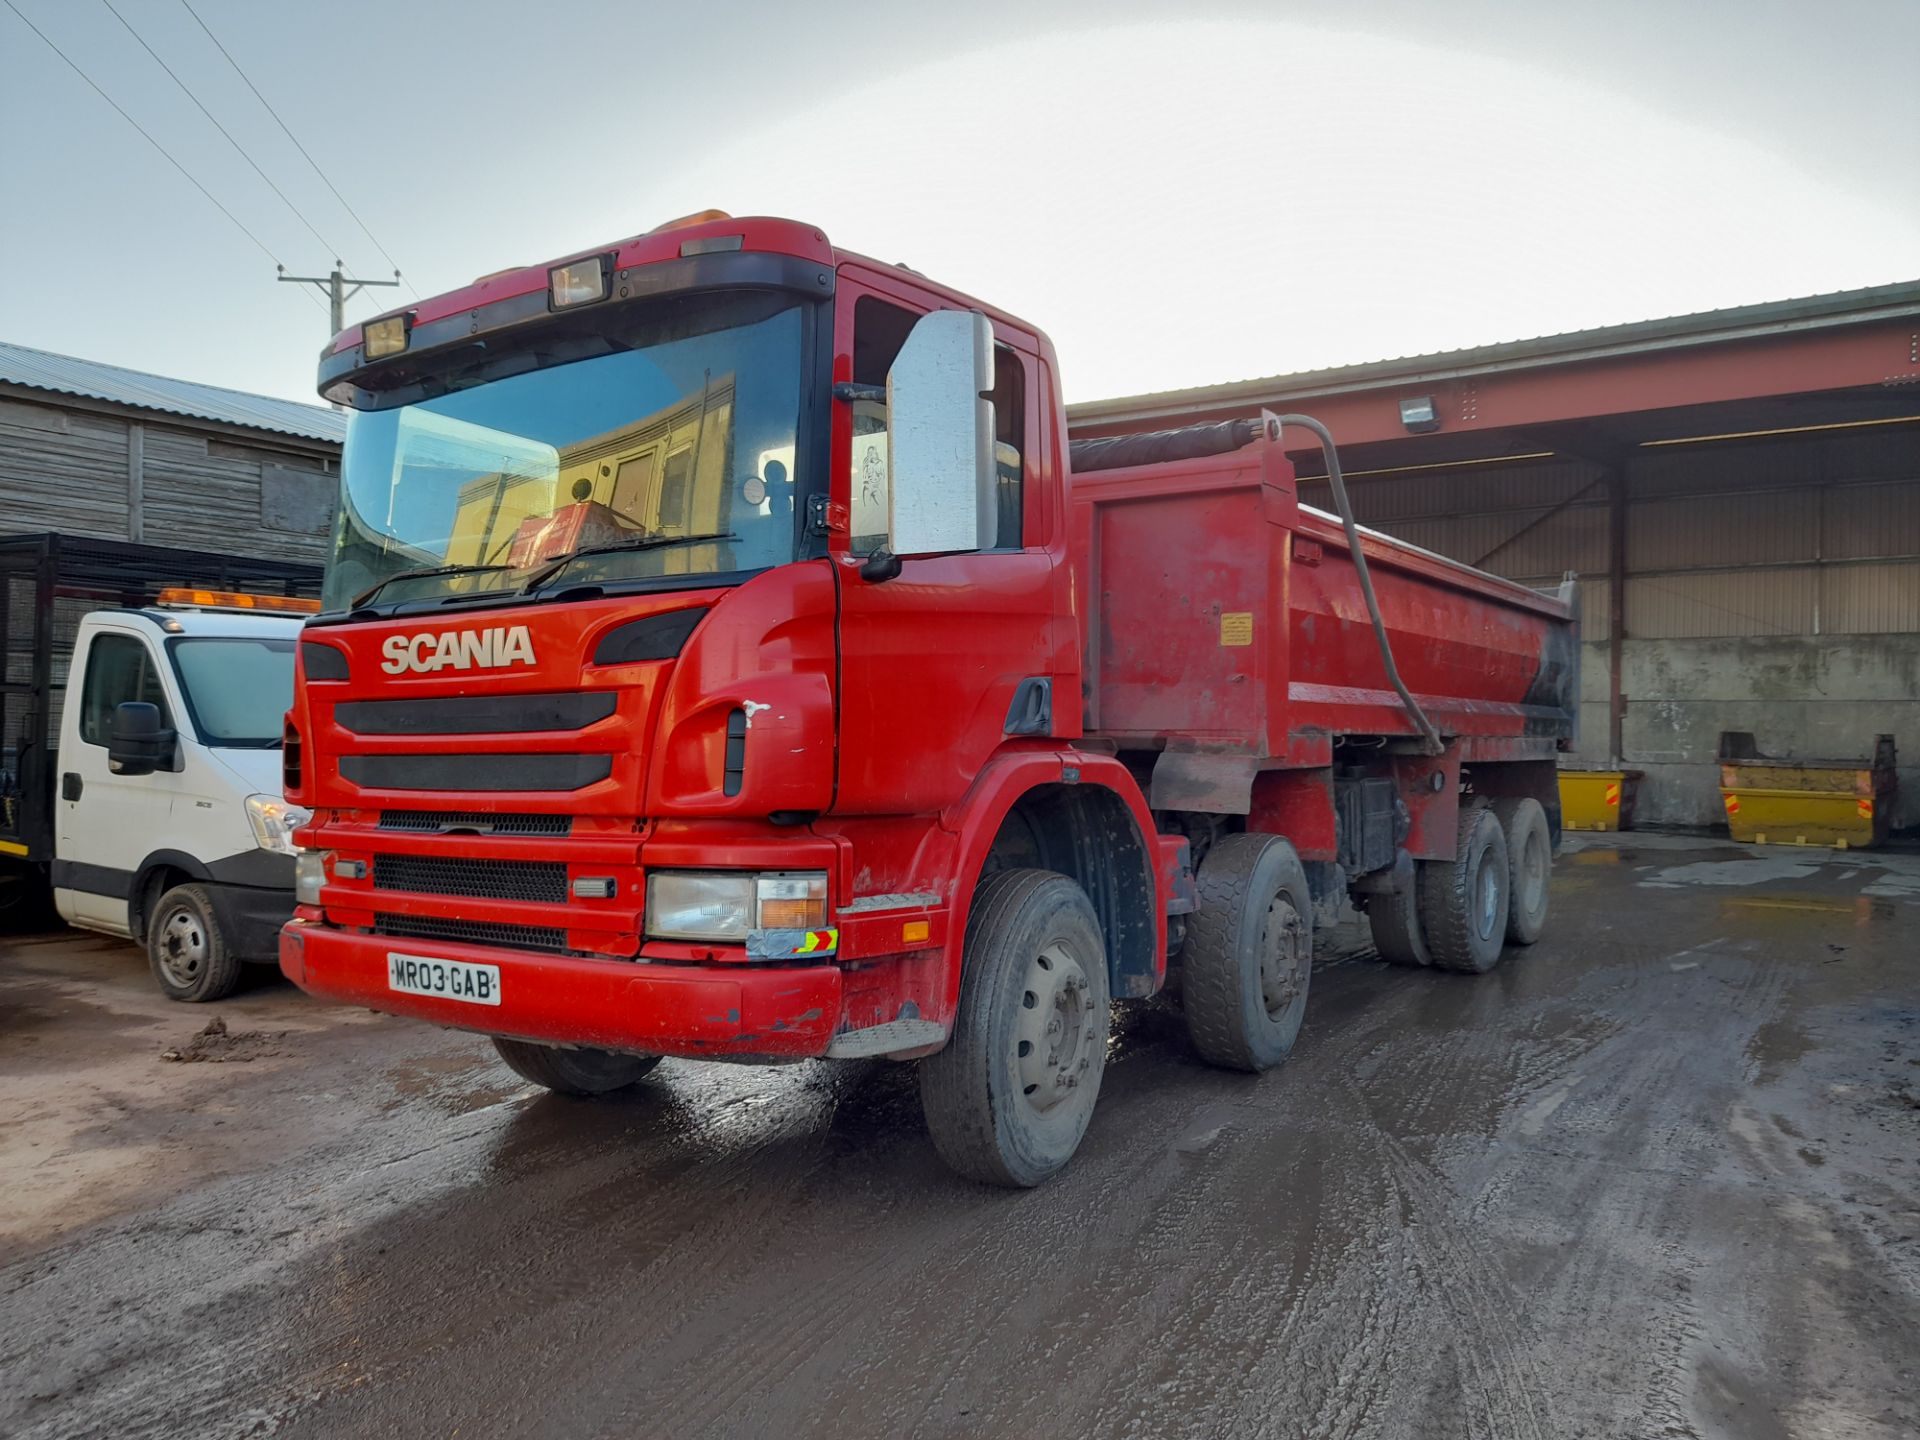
[148,883,243,1002]
[1367,877,1431,967]
[491,1037,661,1095]
[918,870,1110,1188]
[1492,797,1552,945]
[1418,805,1510,973]
[1183,833,1314,1072]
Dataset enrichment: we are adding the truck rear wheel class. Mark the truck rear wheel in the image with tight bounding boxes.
[491,1037,662,1095]
[1367,878,1431,968]
[1183,833,1314,1072]
[1418,804,1510,973]
[1492,797,1551,945]
[148,883,243,1002]
[918,870,1110,1188]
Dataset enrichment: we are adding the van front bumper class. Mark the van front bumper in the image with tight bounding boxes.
[208,883,295,962]
[279,919,841,1059]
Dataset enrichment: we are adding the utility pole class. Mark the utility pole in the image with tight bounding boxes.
[278,261,401,336]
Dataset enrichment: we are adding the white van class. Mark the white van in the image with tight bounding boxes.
[52,603,308,1001]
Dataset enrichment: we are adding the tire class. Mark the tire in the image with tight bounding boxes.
[491,1037,662,1095]
[147,883,244,1002]
[1417,804,1510,974]
[918,870,1110,1188]
[1182,833,1314,1072]
[1492,796,1551,945]
[1367,877,1431,967]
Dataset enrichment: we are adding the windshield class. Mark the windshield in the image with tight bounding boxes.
[167,638,296,747]
[324,292,808,611]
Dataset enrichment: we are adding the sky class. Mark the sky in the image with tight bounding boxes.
[2,0,1917,410]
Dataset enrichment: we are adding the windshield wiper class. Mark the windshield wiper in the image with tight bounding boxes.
[351,562,518,609]
[520,532,741,592]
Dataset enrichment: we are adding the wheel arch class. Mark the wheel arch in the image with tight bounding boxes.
[944,750,1165,1007]
[130,850,212,942]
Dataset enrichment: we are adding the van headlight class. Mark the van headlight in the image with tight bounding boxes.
[645,871,829,941]
[295,850,328,905]
[248,795,311,856]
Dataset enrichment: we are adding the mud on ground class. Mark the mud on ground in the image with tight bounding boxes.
[1,833,1916,1439]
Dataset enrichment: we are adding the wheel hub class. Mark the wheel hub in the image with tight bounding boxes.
[158,909,207,987]
[1015,942,1097,1114]
[1258,896,1309,1020]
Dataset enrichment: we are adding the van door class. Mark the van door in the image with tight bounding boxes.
[53,625,179,933]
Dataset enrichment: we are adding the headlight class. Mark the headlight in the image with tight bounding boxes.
[295,850,328,905]
[646,872,753,940]
[247,794,311,856]
[644,871,831,941]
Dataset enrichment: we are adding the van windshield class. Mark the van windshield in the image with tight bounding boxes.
[168,638,296,747]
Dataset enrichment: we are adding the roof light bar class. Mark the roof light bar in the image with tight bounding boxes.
[155,588,321,614]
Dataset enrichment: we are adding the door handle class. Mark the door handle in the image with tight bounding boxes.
[61,772,82,801]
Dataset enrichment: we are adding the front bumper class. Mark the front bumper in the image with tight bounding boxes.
[280,919,842,1059]
[208,883,296,962]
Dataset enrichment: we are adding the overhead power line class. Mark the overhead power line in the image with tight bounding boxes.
[0,0,323,315]
[97,0,347,265]
[177,0,415,296]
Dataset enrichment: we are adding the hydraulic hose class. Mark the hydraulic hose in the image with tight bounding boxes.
[1273,413,1445,756]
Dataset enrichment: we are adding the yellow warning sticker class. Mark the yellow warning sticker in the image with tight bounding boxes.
[1220,612,1254,647]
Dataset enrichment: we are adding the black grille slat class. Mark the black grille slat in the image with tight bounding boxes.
[378,810,571,836]
[373,854,568,904]
[335,691,616,735]
[341,753,612,792]
[374,914,568,954]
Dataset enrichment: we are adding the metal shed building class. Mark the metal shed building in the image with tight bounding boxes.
[1068,282,1920,831]
[0,341,344,564]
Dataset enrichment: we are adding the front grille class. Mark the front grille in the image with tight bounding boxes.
[379,810,572,836]
[374,854,568,904]
[375,913,569,954]
[341,753,612,792]
[335,691,616,736]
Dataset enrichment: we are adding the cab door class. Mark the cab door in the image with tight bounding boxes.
[54,625,179,931]
[830,268,1065,816]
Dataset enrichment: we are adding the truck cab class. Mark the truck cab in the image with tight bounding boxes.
[54,602,309,1000]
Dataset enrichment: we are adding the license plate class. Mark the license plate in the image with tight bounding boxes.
[386,952,502,1006]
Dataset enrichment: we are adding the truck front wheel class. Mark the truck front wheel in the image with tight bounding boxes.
[147,883,243,1002]
[491,1037,662,1095]
[1182,833,1314,1072]
[918,870,1110,1187]
[1418,804,1510,973]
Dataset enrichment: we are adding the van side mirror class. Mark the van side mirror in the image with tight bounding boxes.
[885,310,996,559]
[108,701,175,776]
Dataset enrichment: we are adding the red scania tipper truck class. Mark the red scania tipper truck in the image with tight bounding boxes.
[282,212,1577,1185]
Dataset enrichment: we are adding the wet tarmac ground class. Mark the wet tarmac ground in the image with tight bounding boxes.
[2,832,1917,1439]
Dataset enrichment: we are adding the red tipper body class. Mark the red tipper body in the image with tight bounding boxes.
[280,213,1576,1064]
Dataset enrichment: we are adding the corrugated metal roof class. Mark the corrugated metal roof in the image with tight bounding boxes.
[1068,278,1920,426]
[0,340,345,445]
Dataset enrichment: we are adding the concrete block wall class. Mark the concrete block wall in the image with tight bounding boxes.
[1571,635,1920,830]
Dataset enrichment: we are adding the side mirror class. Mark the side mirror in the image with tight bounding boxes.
[885,310,996,558]
[108,701,175,776]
